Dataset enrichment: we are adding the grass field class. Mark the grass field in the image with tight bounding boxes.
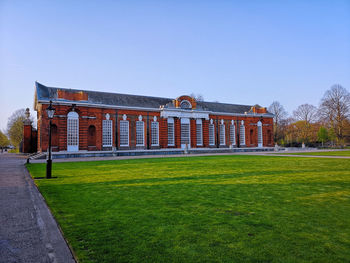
[27,155,350,262]
[282,150,350,157]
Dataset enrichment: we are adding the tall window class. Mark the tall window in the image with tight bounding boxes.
[136,121,144,146]
[230,122,236,146]
[209,121,215,146]
[120,120,129,146]
[196,119,203,146]
[168,118,175,146]
[257,121,263,147]
[151,121,159,146]
[240,120,246,146]
[103,119,113,147]
[180,118,190,146]
[67,111,79,151]
[220,121,225,145]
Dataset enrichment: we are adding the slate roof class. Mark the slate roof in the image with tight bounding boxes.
[35,82,271,115]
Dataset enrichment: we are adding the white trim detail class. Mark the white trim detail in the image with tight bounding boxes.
[161,109,209,120]
[122,114,127,121]
[39,100,274,119]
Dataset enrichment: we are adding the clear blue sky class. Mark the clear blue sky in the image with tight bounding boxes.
[1,0,349,131]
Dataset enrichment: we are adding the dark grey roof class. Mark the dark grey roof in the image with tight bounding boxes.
[36,82,173,109]
[35,82,269,115]
[197,101,252,114]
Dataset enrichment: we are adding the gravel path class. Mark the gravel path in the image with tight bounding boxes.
[0,153,75,263]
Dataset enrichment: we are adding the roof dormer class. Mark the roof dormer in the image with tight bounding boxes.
[174,95,197,110]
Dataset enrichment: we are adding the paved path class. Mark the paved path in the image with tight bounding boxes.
[0,153,75,263]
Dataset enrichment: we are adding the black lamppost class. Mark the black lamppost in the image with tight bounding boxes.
[46,100,55,179]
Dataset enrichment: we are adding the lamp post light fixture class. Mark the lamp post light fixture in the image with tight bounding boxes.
[46,100,55,179]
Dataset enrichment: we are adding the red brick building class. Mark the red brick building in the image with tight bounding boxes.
[34,82,274,153]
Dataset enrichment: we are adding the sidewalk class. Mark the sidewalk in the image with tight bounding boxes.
[0,153,75,263]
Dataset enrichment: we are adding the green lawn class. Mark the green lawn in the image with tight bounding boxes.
[282,150,350,156]
[27,155,350,263]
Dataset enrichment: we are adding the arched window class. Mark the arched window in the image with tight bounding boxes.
[240,120,246,146]
[67,111,79,151]
[102,114,113,147]
[88,125,96,147]
[209,119,215,146]
[120,114,129,147]
[257,121,263,147]
[180,100,192,109]
[151,116,159,146]
[136,115,144,146]
[196,119,203,146]
[220,120,225,145]
[230,120,236,146]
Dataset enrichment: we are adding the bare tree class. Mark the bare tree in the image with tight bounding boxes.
[268,101,288,126]
[268,101,288,142]
[293,104,318,124]
[319,84,350,145]
[190,93,204,102]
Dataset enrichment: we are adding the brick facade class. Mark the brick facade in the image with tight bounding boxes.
[36,104,274,152]
[34,82,274,152]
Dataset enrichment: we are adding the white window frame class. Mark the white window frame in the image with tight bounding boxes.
[196,119,203,146]
[167,118,175,146]
[67,111,79,152]
[151,121,159,146]
[257,121,263,147]
[240,120,246,146]
[102,119,113,147]
[230,121,236,146]
[180,118,191,148]
[220,120,225,145]
[120,120,129,146]
[209,121,215,146]
[136,121,144,146]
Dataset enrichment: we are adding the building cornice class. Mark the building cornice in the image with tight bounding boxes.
[37,100,274,119]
